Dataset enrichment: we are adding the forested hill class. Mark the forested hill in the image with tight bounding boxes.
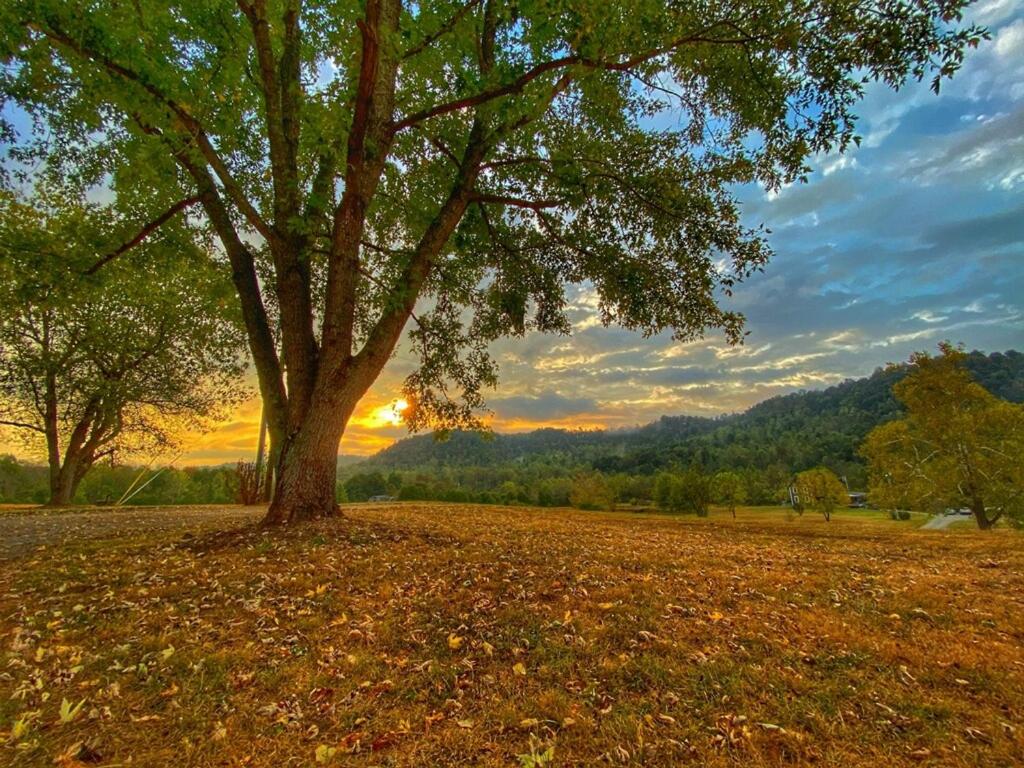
[363,350,1024,480]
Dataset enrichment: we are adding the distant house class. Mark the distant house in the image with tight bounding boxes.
[368,494,396,503]
[847,491,868,508]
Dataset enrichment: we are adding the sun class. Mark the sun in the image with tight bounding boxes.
[375,398,409,427]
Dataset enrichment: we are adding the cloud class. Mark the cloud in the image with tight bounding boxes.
[490,393,599,421]
[902,108,1024,189]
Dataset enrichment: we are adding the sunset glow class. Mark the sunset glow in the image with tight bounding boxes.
[375,398,409,427]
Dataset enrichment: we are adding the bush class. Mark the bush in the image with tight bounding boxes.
[569,472,614,511]
[234,461,261,505]
[654,468,711,516]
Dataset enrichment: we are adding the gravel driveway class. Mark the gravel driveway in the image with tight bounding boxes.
[920,513,970,530]
[0,505,263,561]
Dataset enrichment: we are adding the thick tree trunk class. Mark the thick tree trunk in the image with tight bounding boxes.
[47,468,76,507]
[46,455,87,507]
[263,399,352,525]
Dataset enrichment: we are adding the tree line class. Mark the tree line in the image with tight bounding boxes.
[0,457,243,507]
[3,345,1021,531]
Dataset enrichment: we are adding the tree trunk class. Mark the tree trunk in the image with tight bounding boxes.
[47,467,76,506]
[971,496,995,529]
[47,455,86,507]
[263,398,351,525]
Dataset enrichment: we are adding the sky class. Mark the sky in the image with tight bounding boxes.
[5,1,1024,465]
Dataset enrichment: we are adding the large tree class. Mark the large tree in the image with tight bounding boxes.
[0,0,983,523]
[0,192,245,506]
[861,345,1024,529]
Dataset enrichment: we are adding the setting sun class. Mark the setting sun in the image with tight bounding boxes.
[376,398,409,427]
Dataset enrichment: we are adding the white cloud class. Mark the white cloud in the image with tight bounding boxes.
[974,0,1021,25]
[821,155,859,176]
[994,18,1024,58]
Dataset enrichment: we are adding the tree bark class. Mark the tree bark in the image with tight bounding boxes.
[971,496,996,529]
[263,393,357,524]
[47,462,77,506]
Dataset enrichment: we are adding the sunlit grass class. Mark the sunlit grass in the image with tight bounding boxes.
[1,503,1021,766]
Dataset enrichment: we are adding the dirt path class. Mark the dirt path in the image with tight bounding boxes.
[0,505,262,561]
[920,513,966,530]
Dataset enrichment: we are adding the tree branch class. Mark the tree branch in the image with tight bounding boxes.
[403,0,482,60]
[84,196,201,275]
[320,0,401,365]
[471,193,564,210]
[35,20,275,244]
[390,25,758,134]
[0,419,46,433]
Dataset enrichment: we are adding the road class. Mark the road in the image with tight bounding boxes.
[0,505,262,561]
[920,513,969,530]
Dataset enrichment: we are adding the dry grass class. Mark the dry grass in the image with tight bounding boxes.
[1,503,1022,767]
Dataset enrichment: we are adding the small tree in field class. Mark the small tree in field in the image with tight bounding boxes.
[0,0,983,523]
[861,344,1024,529]
[712,471,746,519]
[794,468,847,522]
[569,472,614,511]
[679,467,713,517]
[655,468,711,516]
[0,193,245,506]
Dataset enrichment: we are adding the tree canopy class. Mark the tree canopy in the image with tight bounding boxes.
[861,344,1024,529]
[0,0,985,522]
[0,191,245,505]
[793,467,847,521]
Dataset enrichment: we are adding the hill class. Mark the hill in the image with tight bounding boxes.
[363,350,1024,485]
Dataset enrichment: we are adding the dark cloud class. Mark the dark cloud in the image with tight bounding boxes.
[490,393,600,421]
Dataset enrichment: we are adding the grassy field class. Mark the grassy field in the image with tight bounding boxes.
[1,504,1022,767]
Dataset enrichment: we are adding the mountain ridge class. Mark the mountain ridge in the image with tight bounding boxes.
[359,350,1024,482]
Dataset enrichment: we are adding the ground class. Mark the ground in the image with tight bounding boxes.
[1,504,1022,767]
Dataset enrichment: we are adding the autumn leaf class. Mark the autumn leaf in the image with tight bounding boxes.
[315,744,337,763]
[58,697,86,724]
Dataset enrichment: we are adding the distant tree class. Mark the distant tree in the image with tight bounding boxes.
[678,467,713,517]
[0,194,245,506]
[569,472,614,512]
[793,468,848,521]
[234,461,261,505]
[343,471,389,502]
[712,471,746,518]
[861,344,1024,529]
[655,467,711,516]
[536,476,572,508]
[654,472,684,513]
[0,454,48,503]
